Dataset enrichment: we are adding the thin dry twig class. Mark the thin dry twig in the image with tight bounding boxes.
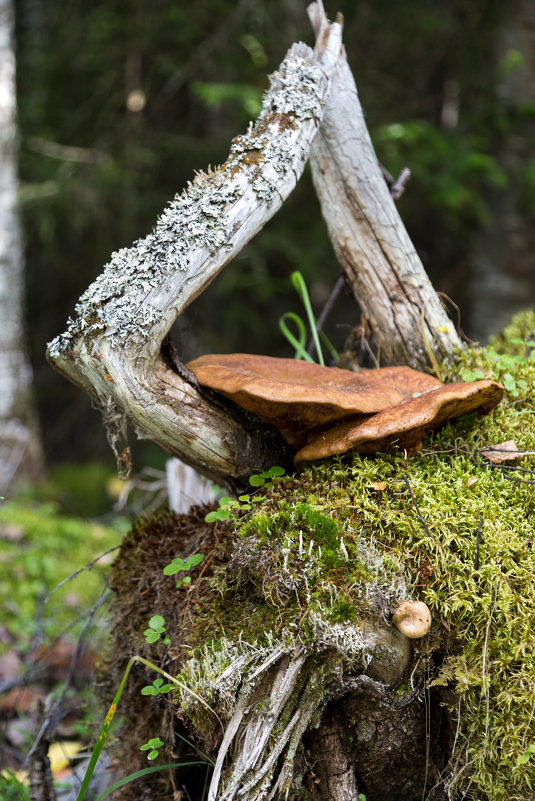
[403,474,432,538]
[474,516,483,571]
[306,274,346,358]
[44,546,120,602]
[24,588,111,766]
[380,163,411,200]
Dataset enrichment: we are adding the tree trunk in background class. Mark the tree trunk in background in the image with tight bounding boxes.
[469,0,535,342]
[0,0,44,492]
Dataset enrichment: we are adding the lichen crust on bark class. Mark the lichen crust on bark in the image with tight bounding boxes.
[47,38,339,363]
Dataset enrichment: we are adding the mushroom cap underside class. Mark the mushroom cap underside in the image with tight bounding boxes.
[186,353,443,433]
[294,380,504,463]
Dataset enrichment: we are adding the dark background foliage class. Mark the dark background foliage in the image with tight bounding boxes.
[14,0,535,467]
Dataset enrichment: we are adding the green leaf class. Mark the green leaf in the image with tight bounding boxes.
[279,312,314,362]
[147,738,164,748]
[290,271,324,365]
[183,553,204,569]
[267,466,285,477]
[147,749,159,760]
[141,685,157,696]
[248,474,265,487]
[148,615,164,630]
[93,762,211,801]
[204,511,219,523]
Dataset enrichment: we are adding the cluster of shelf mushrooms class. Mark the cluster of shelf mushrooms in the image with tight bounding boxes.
[187,353,504,463]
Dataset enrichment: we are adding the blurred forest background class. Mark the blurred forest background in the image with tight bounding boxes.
[12,0,535,473]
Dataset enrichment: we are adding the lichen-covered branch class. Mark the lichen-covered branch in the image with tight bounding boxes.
[46,23,342,483]
[308,2,462,370]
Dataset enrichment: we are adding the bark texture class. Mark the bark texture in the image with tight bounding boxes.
[0,0,44,492]
[308,4,462,370]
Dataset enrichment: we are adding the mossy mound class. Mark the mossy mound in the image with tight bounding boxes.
[106,311,535,801]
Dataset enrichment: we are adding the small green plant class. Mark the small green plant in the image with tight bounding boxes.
[204,494,261,523]
[143,614,170,644]
[141,677,173,696]
[163,553,204,586]
[279,271,338,365]
[248,465,286,488]
[140,737,165,760]
[517,743,535,765]
[74,654,218,801]
[205,468,286,523]
[461,337,534,397]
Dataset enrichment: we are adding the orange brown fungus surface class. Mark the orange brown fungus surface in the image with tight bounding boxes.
[294,380,504,463]
[186,353,442,446]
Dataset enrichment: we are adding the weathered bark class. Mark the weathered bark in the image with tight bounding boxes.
[308,3,462,370]
[204,626,411,801]
[0,0,44,492]
[47,21,343,485]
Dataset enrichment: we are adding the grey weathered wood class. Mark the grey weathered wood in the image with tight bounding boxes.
[47,22,343,484]
[308,2,462,370]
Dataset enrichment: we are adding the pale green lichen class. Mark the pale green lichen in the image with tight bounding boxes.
[47,45,327,359]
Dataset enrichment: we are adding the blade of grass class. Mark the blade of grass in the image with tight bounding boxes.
[291,271,324,365]
[279,312,315,362]
[319,330,339,363]
[94,762,210,800]
[76,655,220,801]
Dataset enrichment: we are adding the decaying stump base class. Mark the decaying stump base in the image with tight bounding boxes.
[103,496,452,801]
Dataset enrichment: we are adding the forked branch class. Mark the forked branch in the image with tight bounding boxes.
[47,22,343,484]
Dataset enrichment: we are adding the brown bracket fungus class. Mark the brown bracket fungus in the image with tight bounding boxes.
[186,353,443,446]
[295,379,504,463]
[392,601,432,639]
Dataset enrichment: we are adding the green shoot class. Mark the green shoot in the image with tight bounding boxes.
[163,553,204,587]
[143,614,169,644]
[141,677,173,696]
[93,762,211,801]
[279,271,338,365]
[140,737,165,760]
[248,465,286,489]
[205,495,261,523]
[279,311,315,363]
[290,271,325,365]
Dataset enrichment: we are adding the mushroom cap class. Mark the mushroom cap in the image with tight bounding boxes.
[392,601,431,639]
[295,379,504,462]
[186,353,443,443]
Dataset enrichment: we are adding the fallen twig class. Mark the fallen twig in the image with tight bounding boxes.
[403,474,432,539]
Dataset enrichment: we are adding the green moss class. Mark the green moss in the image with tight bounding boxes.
[0,499,122,650]
[176,312,535,800]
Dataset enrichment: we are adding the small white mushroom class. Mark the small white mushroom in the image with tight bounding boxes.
[392,601,431,639]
